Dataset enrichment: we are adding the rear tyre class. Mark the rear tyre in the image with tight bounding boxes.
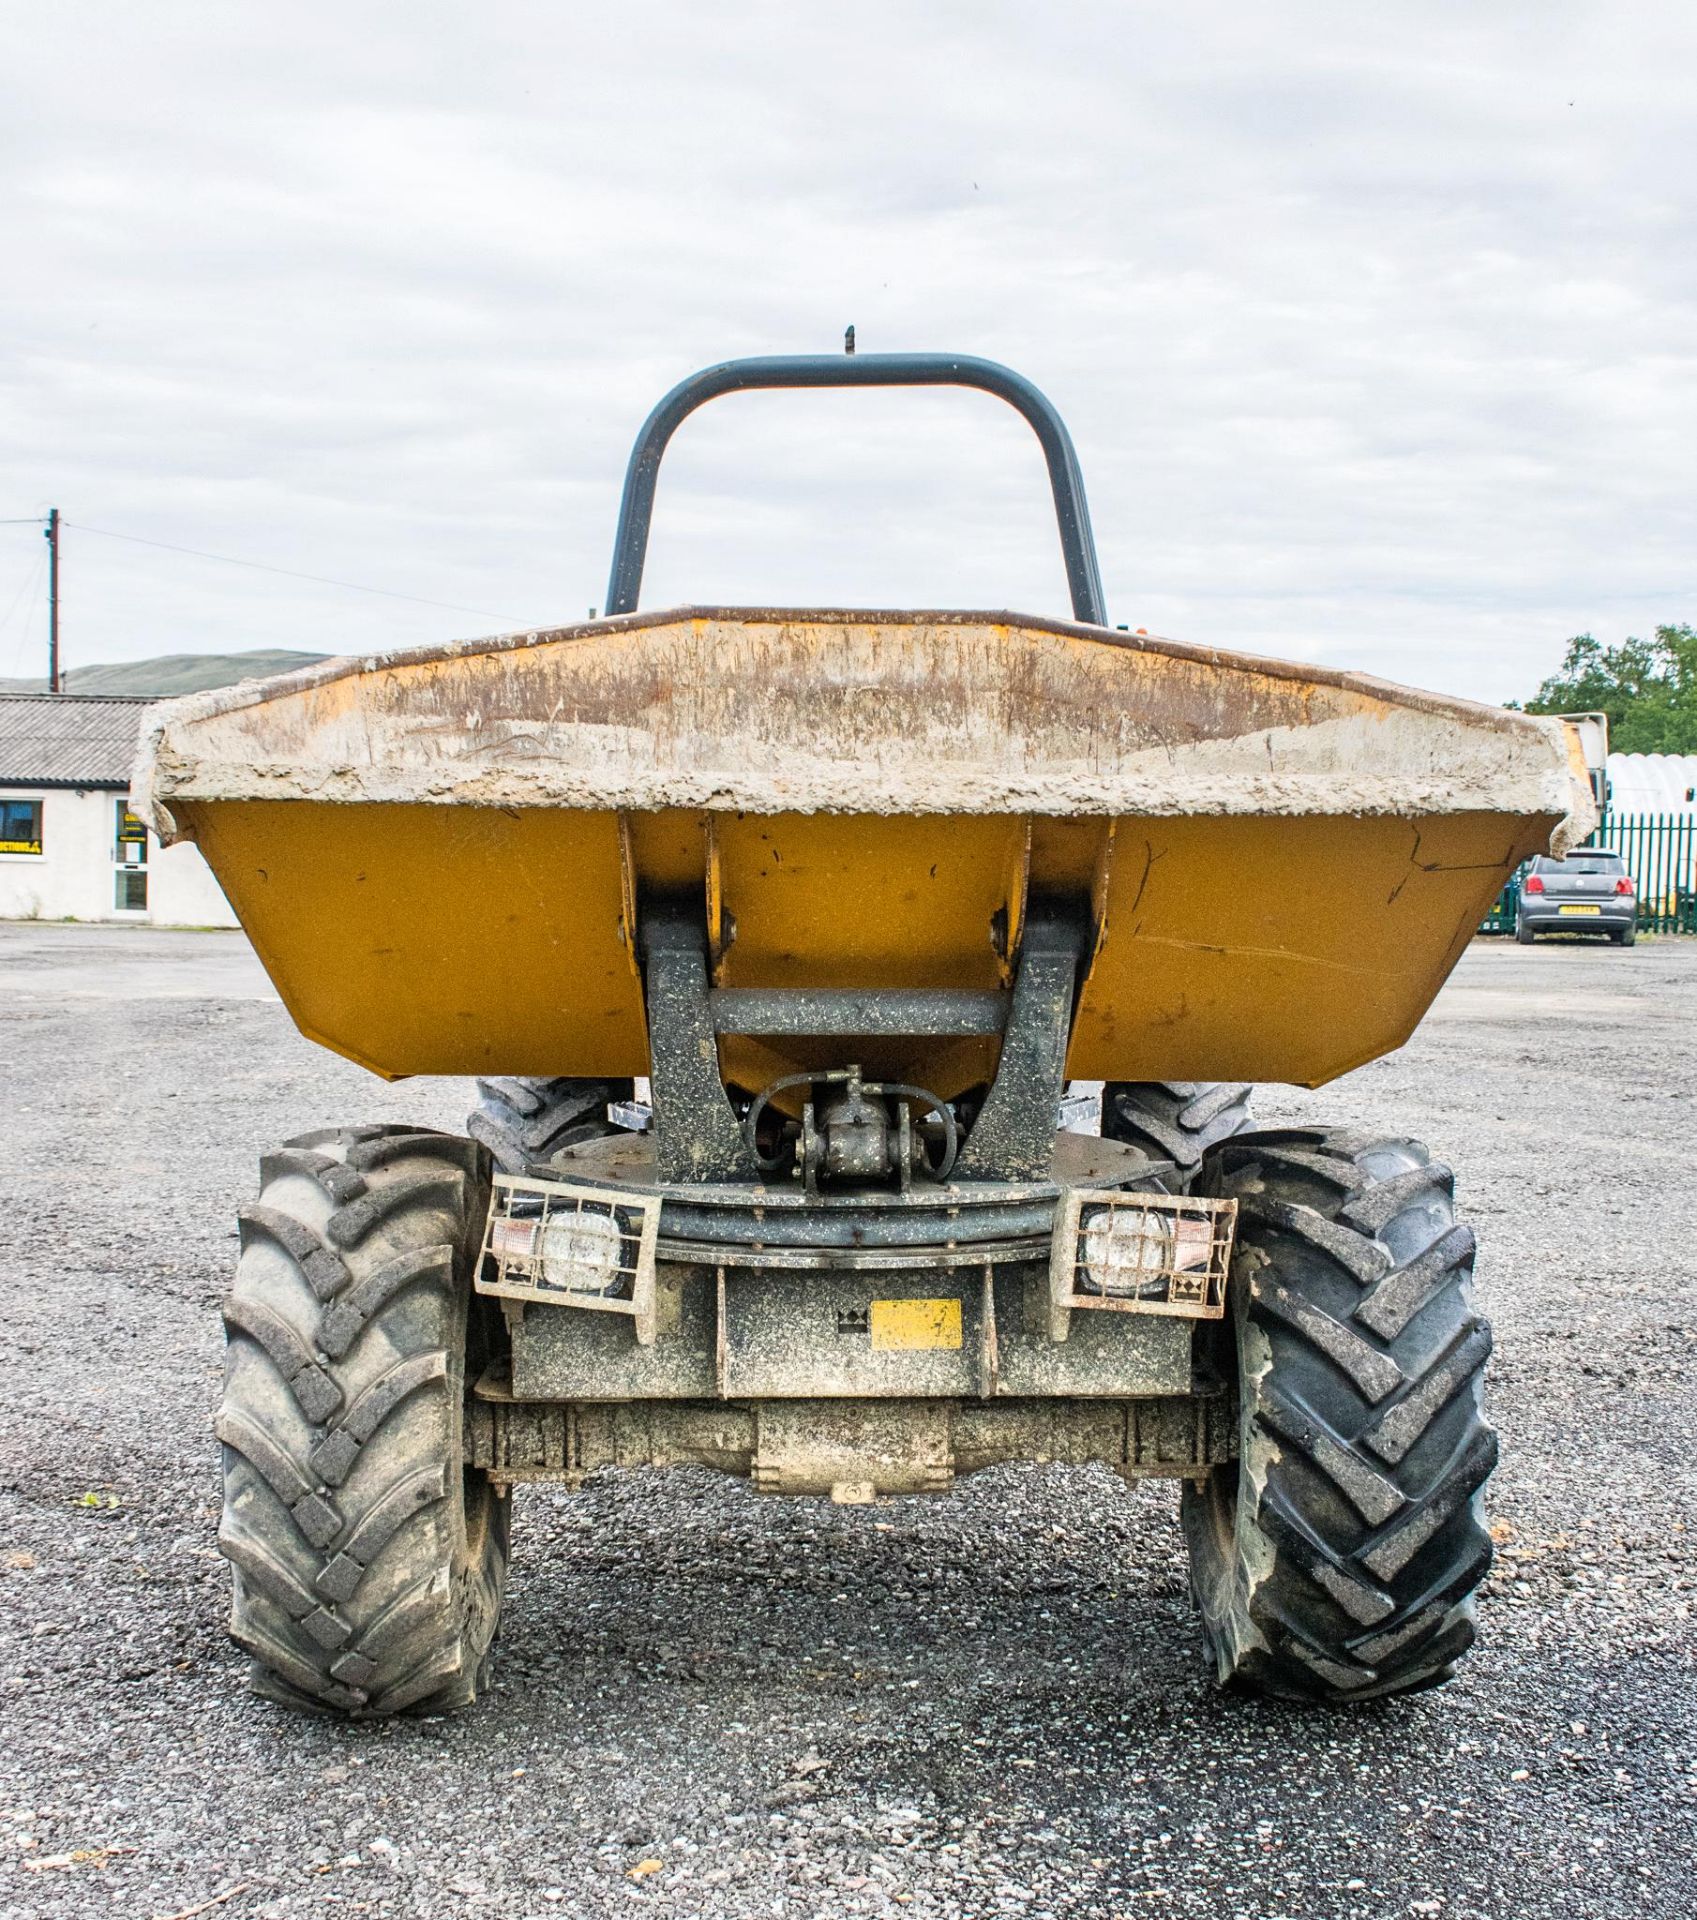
[1101,1081,1254,1191]
[1515,921,1535,945]
[1614,923,1636,947]
[217,1126,508,1717]
[1184,1127,1496,1703]
[468,1075,632,1174]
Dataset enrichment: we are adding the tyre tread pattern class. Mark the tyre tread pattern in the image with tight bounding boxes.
[1185,1126,1496,1703]
[1101,1081,1255,1187]
[467,1075,631,1174]
[218,1125,507,1717]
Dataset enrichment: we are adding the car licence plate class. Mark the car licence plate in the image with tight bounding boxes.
[1559,904,1601,915]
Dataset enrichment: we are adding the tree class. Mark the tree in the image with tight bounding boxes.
[1519,625,1697,755]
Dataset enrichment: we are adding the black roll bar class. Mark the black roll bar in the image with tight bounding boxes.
[603,352,1108,626]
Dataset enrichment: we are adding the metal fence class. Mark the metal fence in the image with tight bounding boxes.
[1480,812,1697,936]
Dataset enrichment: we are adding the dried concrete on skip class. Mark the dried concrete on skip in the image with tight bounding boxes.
[0,921,1692,1918]
[132,609,1592,833]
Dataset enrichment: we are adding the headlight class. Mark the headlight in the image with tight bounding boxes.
[1082,1207,1218,1297]
[537,1207,625,1296]
[1082,1205,1174,1299]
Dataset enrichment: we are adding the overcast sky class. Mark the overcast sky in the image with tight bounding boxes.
[2,2,1693,702]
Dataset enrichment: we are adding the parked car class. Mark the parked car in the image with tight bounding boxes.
[1516,849,1637,945]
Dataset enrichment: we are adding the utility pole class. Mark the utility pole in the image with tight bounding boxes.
[44,508,61,693]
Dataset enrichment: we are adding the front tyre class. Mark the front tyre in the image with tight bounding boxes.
[217,1126,508,1716]
[1100,1081,1254,1189]
[1184,1128,1496,1703]
[468,1076,631,1174]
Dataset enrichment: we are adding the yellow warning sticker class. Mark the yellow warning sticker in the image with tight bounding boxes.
[869,1297,963,1351]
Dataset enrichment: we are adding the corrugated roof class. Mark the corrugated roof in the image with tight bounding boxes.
[0,693,151,788]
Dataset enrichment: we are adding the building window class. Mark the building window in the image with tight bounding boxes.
[115,868,149,912]
[0,797,44,855]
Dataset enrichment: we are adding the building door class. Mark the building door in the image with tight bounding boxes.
[114,800,149,912]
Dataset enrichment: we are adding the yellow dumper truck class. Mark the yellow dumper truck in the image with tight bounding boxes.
[135,352,1593,1717]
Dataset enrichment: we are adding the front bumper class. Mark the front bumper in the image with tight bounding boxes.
[473,1130,1236,1408]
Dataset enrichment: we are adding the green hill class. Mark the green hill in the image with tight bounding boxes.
[0,649,329,697]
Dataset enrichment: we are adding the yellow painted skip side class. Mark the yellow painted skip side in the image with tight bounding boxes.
[181,798,647,1080]
[176,796,1556,1089]
[1071,808,1557,1084]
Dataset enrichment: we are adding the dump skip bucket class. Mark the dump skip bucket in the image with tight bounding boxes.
[135,605,1591,1091]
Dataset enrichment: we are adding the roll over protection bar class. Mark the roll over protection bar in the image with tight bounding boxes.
[604,351,1108,626]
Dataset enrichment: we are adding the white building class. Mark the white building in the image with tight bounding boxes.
[1607,751,1697,814]
[0,693,237,926]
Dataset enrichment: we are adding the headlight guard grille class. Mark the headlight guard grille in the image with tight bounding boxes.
[1047,1187,1237,1341]
[476,1174,663,1345]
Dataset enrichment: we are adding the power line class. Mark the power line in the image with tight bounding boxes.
[0,545,48,675]
[66,520,520,623]
[0,516,48,525]
[0,547,46,635]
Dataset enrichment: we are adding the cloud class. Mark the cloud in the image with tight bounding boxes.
[2,0,1692,701]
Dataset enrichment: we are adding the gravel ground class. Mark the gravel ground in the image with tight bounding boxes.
[1,923,1693,1920]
